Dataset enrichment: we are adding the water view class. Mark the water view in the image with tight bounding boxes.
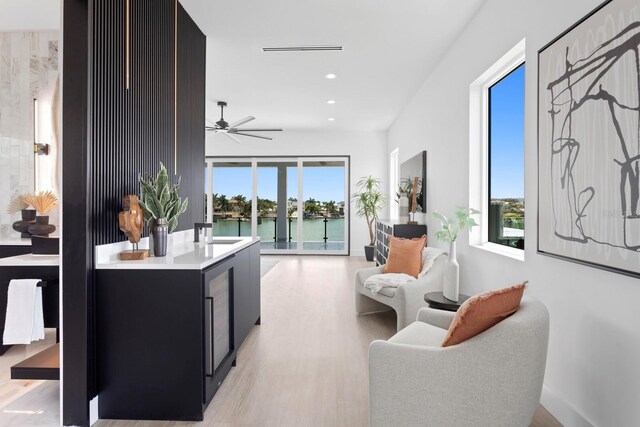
[212,217,345,243]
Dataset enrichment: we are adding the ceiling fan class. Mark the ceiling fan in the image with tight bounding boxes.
[205,101,283,143]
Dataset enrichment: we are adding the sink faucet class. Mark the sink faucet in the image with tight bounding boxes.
[194,223,213,242]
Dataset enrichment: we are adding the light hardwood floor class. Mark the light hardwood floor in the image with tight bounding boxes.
[0,256,561,426]
[0,329,60,426]
[97,256,561,427]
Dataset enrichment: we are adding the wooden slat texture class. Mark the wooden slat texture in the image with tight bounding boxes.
[90,0,205,246]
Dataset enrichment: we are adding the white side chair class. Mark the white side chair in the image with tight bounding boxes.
[368,297,550,427]
[354,255,446,331]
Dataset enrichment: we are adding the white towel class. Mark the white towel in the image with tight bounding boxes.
[364,273,416,294]
[364,248,447,294]
[3,279,45,345]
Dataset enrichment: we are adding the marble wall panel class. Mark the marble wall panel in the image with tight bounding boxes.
[0,31,59,238]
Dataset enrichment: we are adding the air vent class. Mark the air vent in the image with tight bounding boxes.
[262,46,343,52]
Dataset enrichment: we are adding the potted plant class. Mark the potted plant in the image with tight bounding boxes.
[353,176,386,262]
[24,191,58,237]
[7,194,36,238]
[432,206,480,302]
[139,162,189,257]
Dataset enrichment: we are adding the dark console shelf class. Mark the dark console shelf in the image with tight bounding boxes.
[11,344,60,380]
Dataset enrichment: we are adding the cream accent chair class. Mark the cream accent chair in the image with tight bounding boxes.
[354,255,447,331]
[368,297,550,427]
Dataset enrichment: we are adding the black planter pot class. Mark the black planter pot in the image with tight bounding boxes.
[152,218,169,257]
[28,215,56,237]
[364,245,375,262]
[12,209,37,238]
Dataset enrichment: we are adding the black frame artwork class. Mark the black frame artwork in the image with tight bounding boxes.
[537,0,640,278]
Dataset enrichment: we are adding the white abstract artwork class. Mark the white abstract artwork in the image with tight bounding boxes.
[538,0,640,277]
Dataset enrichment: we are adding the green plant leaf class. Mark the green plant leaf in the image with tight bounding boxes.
[168,217,178,233]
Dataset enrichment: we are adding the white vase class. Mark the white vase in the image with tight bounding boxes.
[399,193,409,223]
[443,241,460,302]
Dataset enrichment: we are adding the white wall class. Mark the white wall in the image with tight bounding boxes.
[205,130,388,256]
[0,0,60,31]
[388,0,640,425]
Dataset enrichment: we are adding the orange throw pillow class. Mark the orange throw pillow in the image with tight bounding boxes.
[441,282,527,347]
[384,235,427,278]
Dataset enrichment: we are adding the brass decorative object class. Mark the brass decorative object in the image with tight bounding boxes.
[125,0,130,90]
[174,0,178,174]
[118,194,149,260]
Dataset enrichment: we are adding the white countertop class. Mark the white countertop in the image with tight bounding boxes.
[0,235,33,246]
[95,231,259,270]
[0,253,60,267]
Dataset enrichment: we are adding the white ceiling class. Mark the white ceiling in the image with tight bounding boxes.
[0,0,60,31]
[181,0,485,132]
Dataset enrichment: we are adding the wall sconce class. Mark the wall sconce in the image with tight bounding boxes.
[33,98,49,156]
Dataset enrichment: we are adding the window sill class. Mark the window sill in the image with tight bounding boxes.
[470,242,525,262]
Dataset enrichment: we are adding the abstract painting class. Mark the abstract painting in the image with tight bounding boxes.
[538,0,640,277]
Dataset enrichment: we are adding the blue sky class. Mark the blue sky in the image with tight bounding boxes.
[489,64,525,199]
[210,166,345,202]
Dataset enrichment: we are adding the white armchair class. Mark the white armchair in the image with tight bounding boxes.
[368,297,550,427]
[354,255,446,331]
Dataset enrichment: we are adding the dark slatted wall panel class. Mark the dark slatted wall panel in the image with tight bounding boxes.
[177,3,206,229]
[91,0,205,245]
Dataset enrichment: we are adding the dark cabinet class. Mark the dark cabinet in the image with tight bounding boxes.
[96,241,260,421]
[203,255,235,404]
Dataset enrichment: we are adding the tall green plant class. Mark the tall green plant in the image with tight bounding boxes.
[432,206,480,243]
[139,162,189,233]
[353,176,386,246]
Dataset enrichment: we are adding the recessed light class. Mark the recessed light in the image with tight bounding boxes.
[328,118,335,121]
[327,100,336,104]
[325,73,337,79]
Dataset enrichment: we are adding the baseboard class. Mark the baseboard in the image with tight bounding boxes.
[541,384,595,427]
[89,395,99,425]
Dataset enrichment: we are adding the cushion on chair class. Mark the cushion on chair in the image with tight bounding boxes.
[418,246,446,278]
[384,235,427,278]
[389,321,448,347]
[441,282,527,347]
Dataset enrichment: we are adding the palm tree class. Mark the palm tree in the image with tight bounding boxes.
[218,194,231,212]
[325,200,338,217]
[304,198,322,217]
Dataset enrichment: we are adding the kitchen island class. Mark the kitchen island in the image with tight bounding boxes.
[95,233,261,421]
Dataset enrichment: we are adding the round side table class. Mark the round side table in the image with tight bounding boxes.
[424,292,470,312]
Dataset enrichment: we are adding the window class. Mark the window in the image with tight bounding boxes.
[487,63,525,250]
[205,157,350,255]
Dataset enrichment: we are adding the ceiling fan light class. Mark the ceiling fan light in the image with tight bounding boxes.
[325,73,337,79]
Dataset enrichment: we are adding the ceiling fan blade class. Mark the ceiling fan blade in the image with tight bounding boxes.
[229,116,255,128]
[232,128,283,132]
[205,126,217,131]
[223,132,241,144]
[232,132,273,141]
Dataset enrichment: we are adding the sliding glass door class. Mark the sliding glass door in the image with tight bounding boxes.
[205,157,349,255]
[208,160,253,237]
[301,159,347,252]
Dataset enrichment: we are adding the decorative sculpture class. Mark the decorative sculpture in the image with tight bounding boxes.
[118,194,148,260]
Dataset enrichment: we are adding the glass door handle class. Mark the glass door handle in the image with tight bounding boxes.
[206,296,214,377]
